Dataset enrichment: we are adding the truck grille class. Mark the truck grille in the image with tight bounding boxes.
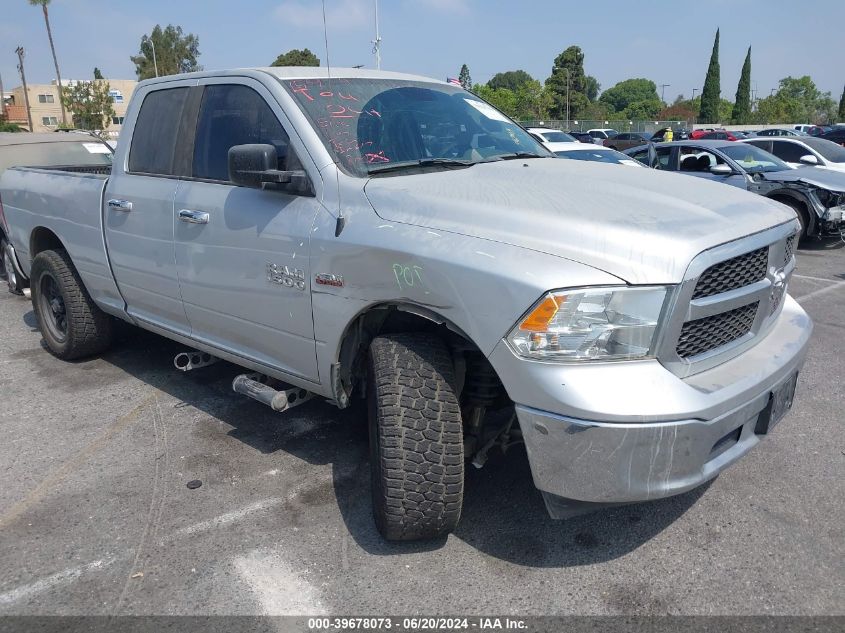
[676,302,758,359]
[783,235,796,267]
[691,247,768,299]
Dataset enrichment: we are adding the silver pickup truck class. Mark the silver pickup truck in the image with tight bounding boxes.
[0,68,813,541]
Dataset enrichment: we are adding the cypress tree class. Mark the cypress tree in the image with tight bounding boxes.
[731,47,752,124]
[458,64,472,91]
[699,29,721,123]
[839,84,845,121]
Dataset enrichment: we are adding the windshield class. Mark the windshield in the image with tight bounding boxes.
[554,148,642,166]
[541,131,576,143]
[719,143,791,173]
[0,140,112,174]
[282,78,547,176]
[804,138,845,163]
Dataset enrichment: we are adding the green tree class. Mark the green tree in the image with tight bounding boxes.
[131,25,201,80]
[61,74,116,131]
[29,0,67,125]
[472,84,517,117]
[731,47,752,124]
[487,70,533,92]
[599,78,660,113]
[699,28,721,123]
[458,64,472,91]
[545,46,590,120]
[271,48,320,67]
[93,67,104,80]
[839,84,845,121]
[585,75,600,102]
[753,77,836,124]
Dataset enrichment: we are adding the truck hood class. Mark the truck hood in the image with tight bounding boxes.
[761,166,845,192]
[363,159,796,284]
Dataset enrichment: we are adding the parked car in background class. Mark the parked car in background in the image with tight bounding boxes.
[566,131,595,144]
[757,128,809,137]
[794,125,826,136]
[552,144,642,166]
[0,132,113,289]
[624,140,845,240]
[526,127,578,149]
[586,128,618,144]
[690,129,738,141]
[741,137,845,174]
[603,132,652,151]
[821,128,845,147]
[650,127,690,142]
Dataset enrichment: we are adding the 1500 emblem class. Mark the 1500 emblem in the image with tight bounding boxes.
[266,262,306,290]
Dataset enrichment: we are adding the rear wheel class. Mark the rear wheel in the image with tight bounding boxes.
[30,249,114,360]
[2,239,24,295]
[367,333,464,541]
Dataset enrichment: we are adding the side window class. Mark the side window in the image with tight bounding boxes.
[192,84,298,182]
[655,147,672,169]
[772,141,808,163]
[679,147,725,171]
[129,87,189,176]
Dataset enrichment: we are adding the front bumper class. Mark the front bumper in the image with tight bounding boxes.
[489,295,812,515]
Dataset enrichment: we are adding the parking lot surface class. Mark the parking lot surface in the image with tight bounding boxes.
[0,239,843,616]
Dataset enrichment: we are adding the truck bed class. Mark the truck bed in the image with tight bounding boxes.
[0,165,124,315]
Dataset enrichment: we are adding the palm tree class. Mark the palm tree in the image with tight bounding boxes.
[29,0,68,125]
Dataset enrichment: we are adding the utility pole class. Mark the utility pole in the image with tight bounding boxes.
[16,46,34,132]
[661,84,670,103]
[372,0,382,70]
[565,68,570,127]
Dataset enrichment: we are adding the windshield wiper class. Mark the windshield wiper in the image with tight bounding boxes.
[367,158,474,175]
[493,151,549,161]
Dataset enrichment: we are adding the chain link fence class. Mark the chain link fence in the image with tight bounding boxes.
[519,119,693,134]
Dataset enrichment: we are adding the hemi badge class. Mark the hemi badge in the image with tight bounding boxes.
[315,273,344,287]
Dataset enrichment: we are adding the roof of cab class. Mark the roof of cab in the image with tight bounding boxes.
[136,66,445,90]
[0,132,102,147]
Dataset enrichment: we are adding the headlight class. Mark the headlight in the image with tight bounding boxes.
[507,286,669,361]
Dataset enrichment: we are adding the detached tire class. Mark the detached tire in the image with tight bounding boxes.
[367,333,464,541]
[30,249,114,360]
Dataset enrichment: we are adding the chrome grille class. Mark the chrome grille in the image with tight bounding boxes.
[783,235,796,267]
[676,302,759,359]
[691,247,768,299]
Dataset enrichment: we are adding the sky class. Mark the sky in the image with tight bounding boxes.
[2,0,844,103]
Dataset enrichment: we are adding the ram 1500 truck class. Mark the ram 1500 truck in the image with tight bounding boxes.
[0,68,813,541]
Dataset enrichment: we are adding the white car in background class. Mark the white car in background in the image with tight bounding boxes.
[740,137,845,174]
[587,128,619,145]
[525,127,578,149]
[552,143,642,166]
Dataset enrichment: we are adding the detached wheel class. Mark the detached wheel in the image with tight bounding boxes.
[30,249,114,360]
[367,333,464,541]
[2,240,25,295]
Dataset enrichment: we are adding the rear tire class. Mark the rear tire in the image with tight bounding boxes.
[2,240,25,295]
[367,333,464,541]
[30,249,114,360]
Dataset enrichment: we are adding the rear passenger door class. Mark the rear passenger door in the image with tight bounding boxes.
[172,78,321,382]
[104,81,196,335]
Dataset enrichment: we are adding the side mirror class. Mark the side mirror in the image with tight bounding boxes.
[228,143,312,194]
[798,154,819,166]
[710,163,734,176]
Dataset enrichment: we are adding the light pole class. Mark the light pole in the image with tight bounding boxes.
[149,37,159,77]
[0,71,5,121]
[371,0,382,70]
[692,88,698,100]
[565,68,570,127]
[661,83,670,103]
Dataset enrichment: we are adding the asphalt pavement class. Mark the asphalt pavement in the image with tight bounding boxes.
[0,239,843,617]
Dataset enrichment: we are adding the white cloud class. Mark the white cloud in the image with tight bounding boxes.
[274,0,369,30]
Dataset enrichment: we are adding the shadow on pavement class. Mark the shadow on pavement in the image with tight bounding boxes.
[94,324,709,567]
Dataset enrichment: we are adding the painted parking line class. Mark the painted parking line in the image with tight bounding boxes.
[795,280,845,303]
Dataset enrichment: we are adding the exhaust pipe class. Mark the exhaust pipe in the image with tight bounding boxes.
[232,373,312,412]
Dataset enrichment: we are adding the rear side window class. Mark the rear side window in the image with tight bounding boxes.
[128,87,189,175]
[192,84,292,182]
[772,141,810,163]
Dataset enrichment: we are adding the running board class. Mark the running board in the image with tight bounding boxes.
[232,373,313,412]
[174,350,219,371]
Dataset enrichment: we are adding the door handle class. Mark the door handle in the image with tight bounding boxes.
[178,209,210,225]
[107,199,133,211]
